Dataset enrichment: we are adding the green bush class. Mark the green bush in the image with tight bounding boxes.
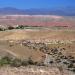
[0,56,12,66]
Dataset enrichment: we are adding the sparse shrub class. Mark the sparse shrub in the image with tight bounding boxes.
[34,62,38,65]
[63,61,69,65]
[51,48,58,54]
[27,57,34,65]
[72,69,75,72]
[0,55,44,67]
[0,28,4,31]
[9,44,14,47]
[62,48,66,50]
[10,59,22,67]
[68,56,74,59]
[0,56,12,66]
[49,61,54,64]
[60,55,67,59]
[16,25,24,29]
[21,60,29,66]
[58,52,62,56]
[68,63,73,68]
[36,62,45,66]
[8,26,14,30]
[56,58,61,63]
[71,59,75,63]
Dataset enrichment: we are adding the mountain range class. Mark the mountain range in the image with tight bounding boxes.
[0,7,75,16]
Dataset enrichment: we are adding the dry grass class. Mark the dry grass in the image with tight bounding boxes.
[0,29,75,59]
[0,29,75,40]
[0,66,74,75]
[0,29,75,75]
[0,66,69,75]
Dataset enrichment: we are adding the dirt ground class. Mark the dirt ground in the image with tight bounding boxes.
[0,29,75,75]
[0,66,74,75]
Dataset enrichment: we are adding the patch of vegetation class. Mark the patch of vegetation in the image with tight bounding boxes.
[0,28,5,31]
[8,26,15,30]
[15,25,25,29]
[20,41,75,73]
[0,56,12,66]
[0,25,44,31]
[21,60,29,66]
[0,56,42,67]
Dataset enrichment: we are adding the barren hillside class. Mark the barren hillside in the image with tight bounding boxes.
[0,15,75,27]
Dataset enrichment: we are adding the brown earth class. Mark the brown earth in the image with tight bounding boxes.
[0,29,75,60]
[0,66,74,75]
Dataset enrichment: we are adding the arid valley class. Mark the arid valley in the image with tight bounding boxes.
[0,0,75,75]
[0,16,75,75]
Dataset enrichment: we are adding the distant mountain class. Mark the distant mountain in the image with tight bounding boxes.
[0,7,75,16]
[0,7,25,15]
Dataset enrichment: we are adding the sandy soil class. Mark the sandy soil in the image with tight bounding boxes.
[0,66,74,75]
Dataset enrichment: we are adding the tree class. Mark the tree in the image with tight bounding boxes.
[16,25,24,29]
[8,26,14,30]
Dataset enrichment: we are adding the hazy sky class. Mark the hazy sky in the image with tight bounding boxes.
[0,0,75,9]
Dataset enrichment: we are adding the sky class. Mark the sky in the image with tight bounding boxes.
[0,0,75,9]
